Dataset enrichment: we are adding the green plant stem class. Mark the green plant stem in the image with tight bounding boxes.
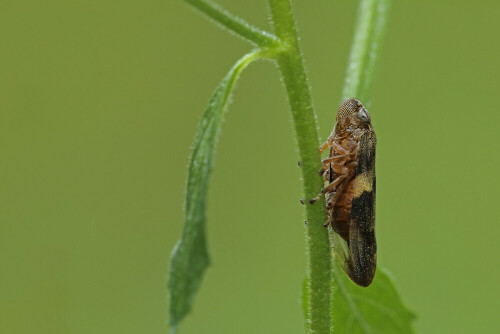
[342,0,391,103]
[184,0,281,48]
[267,1,331,333]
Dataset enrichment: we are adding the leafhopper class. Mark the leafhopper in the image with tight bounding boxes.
[310,98,377,287]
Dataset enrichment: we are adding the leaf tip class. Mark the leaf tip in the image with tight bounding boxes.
[169,324,178,334]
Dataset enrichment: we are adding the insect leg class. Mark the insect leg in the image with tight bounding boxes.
[322,155,348,164]
[331,141,350,155]
[319,140,332,154]
[318,161,335,177]
[309,174,347,204]
[319,151,349,176]
[330,162,350,175]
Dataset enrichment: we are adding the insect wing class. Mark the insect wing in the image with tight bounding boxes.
[332,131,377,287]
[331,225,350,273]
[349,131,377,286]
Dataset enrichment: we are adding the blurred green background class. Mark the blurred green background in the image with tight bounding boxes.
[1,0,499,333]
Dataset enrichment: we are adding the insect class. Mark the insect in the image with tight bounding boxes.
[310,98,377,287]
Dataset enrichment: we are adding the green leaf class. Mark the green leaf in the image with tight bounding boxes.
[303,265,415,334]
[183,0,280,48]
[167,50,264,334]
[332,262,416,334]
[342,0,391,104]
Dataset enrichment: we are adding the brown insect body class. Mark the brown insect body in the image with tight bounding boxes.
[318,98,377,287]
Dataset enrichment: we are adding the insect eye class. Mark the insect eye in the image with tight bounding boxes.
[357,108,370,123]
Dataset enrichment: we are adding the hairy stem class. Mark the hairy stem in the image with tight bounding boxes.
[184,0,280,48]
[267,1,331,333]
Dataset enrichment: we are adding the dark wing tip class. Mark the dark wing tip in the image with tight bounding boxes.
[351,266,376,287]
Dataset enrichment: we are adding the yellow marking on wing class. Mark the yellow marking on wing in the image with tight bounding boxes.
[353,172,373,198]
